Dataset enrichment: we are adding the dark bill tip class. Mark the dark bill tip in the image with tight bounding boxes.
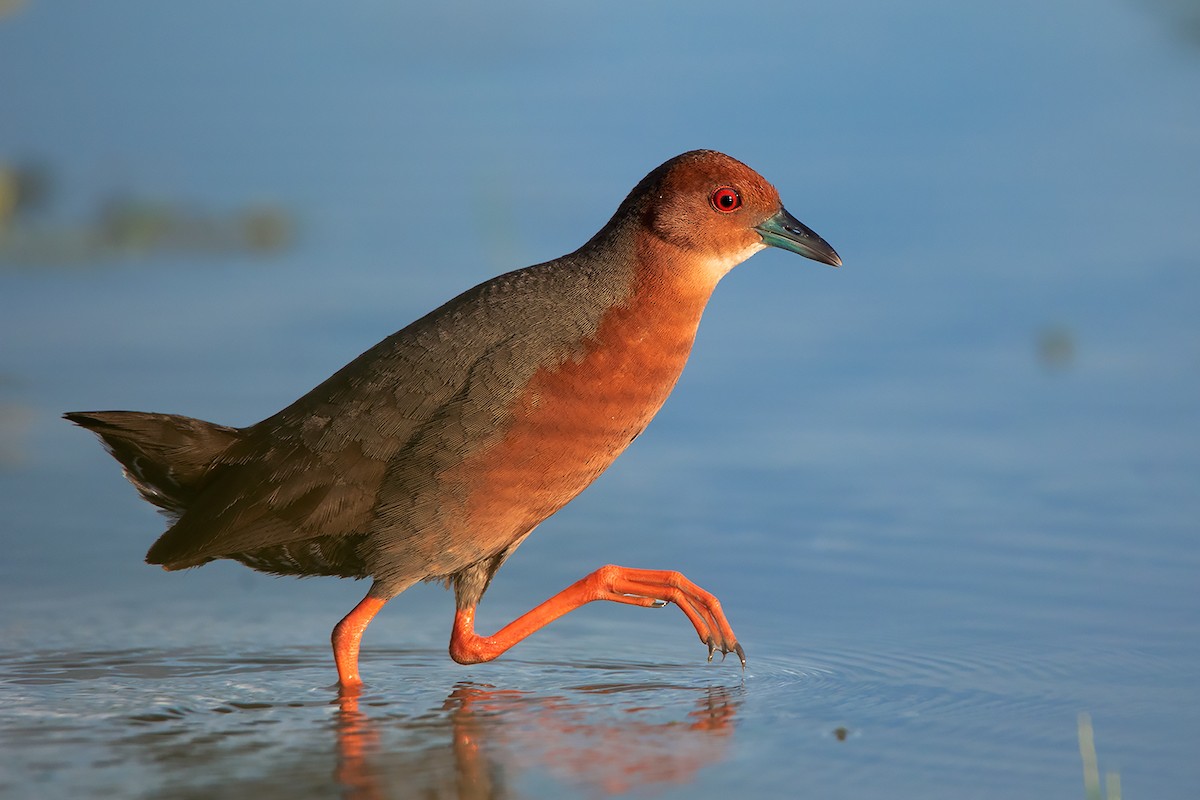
[754,207,842,267]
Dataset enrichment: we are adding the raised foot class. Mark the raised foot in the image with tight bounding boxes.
[590,565,745,668]
[448,564,746,667]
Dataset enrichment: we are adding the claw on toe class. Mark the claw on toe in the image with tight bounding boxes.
[701,635,747,667]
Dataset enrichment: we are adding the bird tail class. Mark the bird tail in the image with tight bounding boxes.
[64,410,242,519]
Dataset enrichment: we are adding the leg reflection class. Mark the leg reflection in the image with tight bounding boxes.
[333,680,743,797]
[334,684,385,800]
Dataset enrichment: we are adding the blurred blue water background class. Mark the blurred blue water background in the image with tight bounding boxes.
[1,1,1198,798]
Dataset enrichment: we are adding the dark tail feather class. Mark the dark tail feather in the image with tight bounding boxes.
[64,410,242,518]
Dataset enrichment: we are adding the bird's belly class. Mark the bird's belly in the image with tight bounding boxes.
[466,356,678,527]
[448,302,702,556]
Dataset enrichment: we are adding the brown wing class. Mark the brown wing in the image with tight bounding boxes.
[145,258,620,573]
[145,337,510,570]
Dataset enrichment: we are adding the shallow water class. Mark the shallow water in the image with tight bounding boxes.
[3,637,1161,800]
[2,1,1199,798]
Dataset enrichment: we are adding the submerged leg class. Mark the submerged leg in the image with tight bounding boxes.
[448,564,744,667]
[332,591,388,689]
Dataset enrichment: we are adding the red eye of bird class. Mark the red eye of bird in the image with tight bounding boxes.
[710,186,742,213]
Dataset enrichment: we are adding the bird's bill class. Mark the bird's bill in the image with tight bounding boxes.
[755,208,842,267]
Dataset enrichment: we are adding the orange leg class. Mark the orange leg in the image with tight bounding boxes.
[449,565,744,667]
[332,593,388,689]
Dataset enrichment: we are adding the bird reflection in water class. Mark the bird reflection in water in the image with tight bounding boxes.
[333,679,742,798]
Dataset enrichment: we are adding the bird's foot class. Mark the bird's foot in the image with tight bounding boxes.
[590,565,745,668]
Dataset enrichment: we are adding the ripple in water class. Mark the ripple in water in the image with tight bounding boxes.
[0,636,1162,798]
